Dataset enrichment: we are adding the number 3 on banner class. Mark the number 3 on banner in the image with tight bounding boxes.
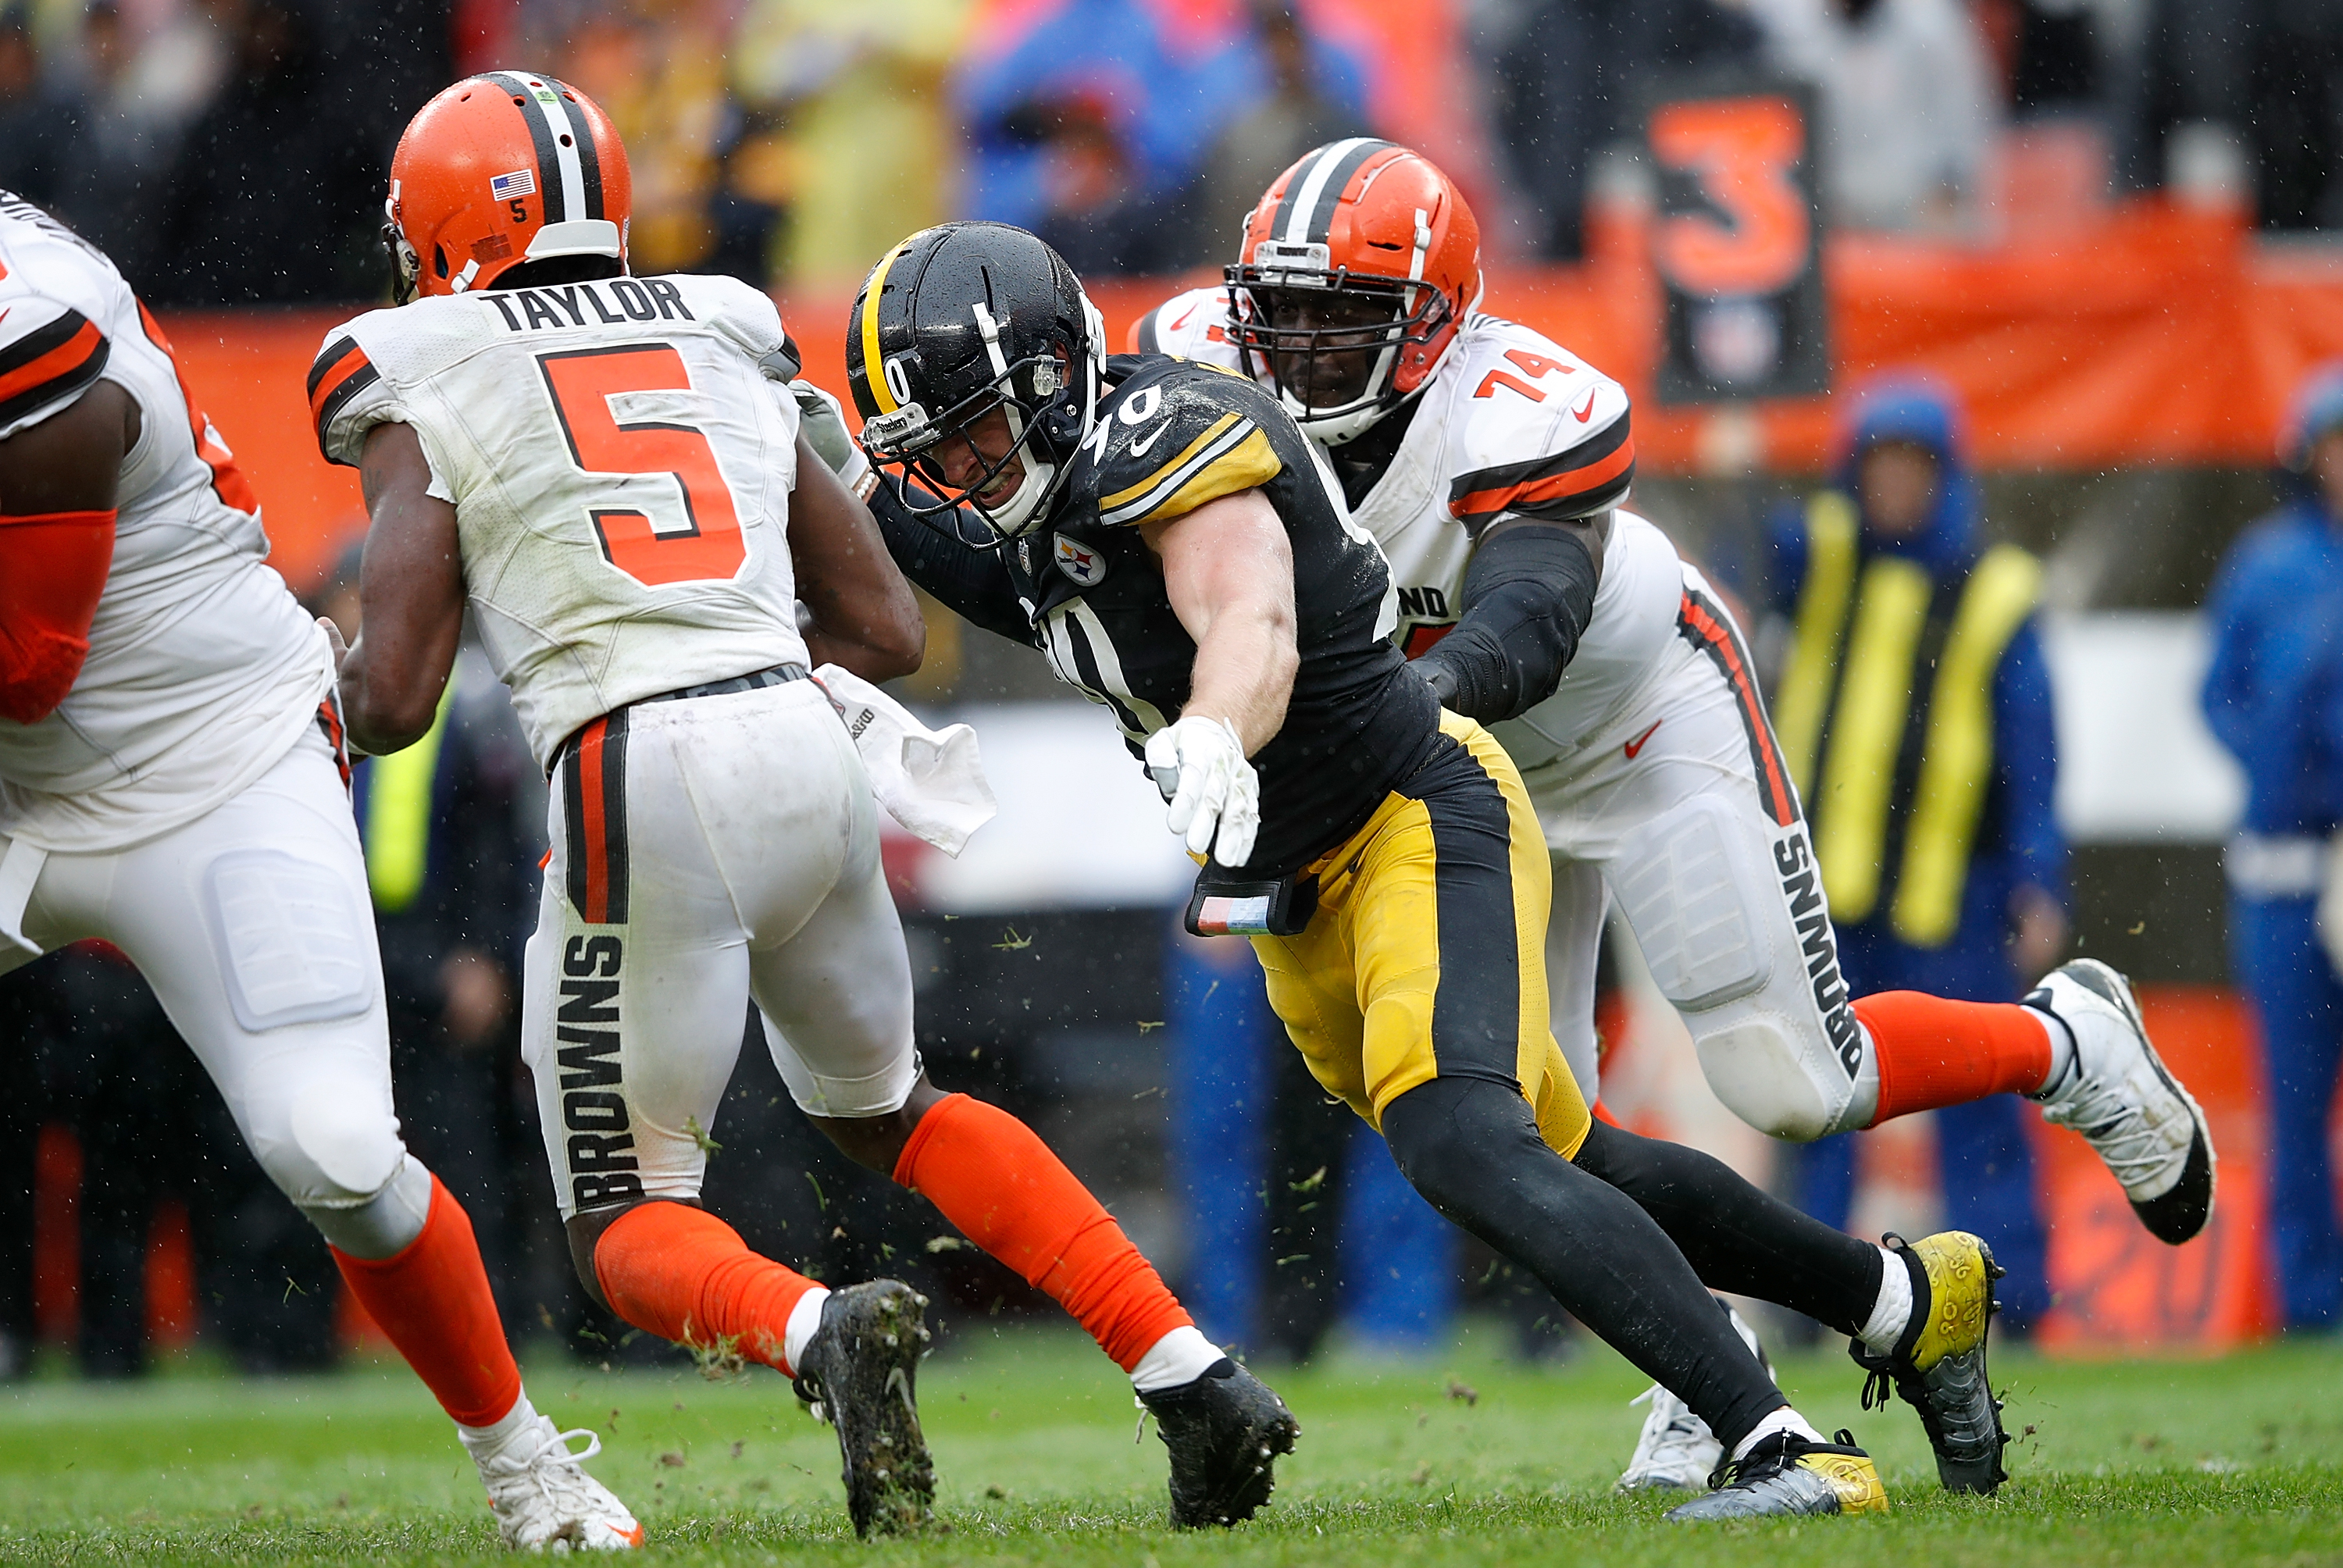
[537,344,746,586]
[1649,96,1811,298]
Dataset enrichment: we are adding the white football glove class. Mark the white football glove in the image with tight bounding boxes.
[1145,715,1259,868]
[790,378,872,494]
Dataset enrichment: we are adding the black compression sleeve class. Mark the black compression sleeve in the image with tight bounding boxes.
[1571,1117,1887,1337]
[1415,522,1599,722]
[865,477,1039,649]
[1380,1077,1787,1452]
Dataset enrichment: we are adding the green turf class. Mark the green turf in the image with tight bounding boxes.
[1,1323,2338,1565]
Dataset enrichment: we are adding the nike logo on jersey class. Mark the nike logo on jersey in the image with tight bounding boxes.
[1129,419,1173,457]
[1572,387,1599,422]
[1168,302,1198,333]
[1623,718,1662,759]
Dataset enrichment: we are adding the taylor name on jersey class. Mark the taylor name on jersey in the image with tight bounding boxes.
[308,271,812,768]
[1139,287,1686,770]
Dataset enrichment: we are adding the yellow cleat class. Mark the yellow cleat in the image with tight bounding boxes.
[1664,1427,1889,1521]
[1853,1231,2010,1494]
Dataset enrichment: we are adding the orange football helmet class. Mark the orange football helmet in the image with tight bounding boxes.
[384,71,633,301]
[1227,140,1482,443]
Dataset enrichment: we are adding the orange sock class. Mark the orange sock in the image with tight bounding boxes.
[895,1093,1192,1371]
[1856,990,2056,1125]
[591,1201,821,1373]
[331,1176,521,1428]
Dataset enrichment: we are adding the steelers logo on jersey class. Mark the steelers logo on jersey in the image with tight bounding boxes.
[1054,533,1109,586]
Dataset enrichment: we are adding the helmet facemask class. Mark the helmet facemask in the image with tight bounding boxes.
[861,296,1103,545]
[1229,244,1455,447]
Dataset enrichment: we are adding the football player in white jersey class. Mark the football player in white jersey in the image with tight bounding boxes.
[0,193,643,1549]
[1136,140,2215,1495]
[323,74,1289,1538]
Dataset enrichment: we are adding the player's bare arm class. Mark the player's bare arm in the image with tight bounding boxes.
[786,432,926,681]
[337,420,465,756]
[0,381,137,722]
[1142,489,1298,754]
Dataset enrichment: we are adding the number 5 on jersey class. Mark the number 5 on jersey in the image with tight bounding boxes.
[537,344,746,586]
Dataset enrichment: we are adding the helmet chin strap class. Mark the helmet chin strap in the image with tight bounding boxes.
[977,401,1057,536]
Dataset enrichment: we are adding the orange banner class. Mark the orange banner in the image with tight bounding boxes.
[156,201,2343,593]
[2034,985,2277,1354]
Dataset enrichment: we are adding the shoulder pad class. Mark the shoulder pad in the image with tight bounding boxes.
[1132,286,1245,371]
[308,310,398,469]
[1075,358,1282,529]
[681,273,801,380]
[1439,319,1633,534]
[0,288,110,442]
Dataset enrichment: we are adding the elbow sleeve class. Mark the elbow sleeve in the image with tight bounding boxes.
[0,509,116,723]
[1416,523,1599,723]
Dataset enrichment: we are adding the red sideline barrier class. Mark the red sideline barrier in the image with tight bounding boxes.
[155,200,2343,594]
[2035,985,2277,1354]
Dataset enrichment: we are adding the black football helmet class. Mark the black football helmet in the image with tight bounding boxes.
[847,222,1106,542]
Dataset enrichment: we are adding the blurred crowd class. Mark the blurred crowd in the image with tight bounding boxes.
[1,0,2341,310]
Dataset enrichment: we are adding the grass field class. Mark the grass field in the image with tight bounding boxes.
[2,1323,2338,1566]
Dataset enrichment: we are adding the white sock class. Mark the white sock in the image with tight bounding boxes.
[458,1388,540,1462]
[1857,1243,1913,1356]
[783,1287,831,1375]
[1731,1406,1825,1460]
[1129,1324,1224,1394]
[2024,1004,2077,1096]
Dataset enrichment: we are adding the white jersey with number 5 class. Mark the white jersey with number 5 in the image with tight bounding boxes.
[312,273,809,768]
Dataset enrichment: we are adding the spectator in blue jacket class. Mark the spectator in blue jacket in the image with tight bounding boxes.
[2201,364,2343,1332]
[1753,379,2066,1333]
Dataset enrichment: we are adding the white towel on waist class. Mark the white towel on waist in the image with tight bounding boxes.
[812,665,996,857]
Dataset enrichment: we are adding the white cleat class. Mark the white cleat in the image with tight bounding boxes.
[1617,1300,1769,1492]
[2028,959,2216,1245]
[476,1417,645,1552]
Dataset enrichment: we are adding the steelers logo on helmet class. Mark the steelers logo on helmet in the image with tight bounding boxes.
[1227,140,1483,446]
[384,71,633,303]
[846,222,1107,544]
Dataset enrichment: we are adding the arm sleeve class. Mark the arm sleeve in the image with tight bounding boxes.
[865,478,1040,650]
[0,508,118,723]
[1991,618,2067,905]
[1413,522,1600,723]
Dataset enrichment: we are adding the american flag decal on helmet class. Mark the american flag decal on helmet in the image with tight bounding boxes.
[490,169,537,201]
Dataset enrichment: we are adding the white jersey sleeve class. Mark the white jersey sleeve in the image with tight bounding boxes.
[312,273,812,768]
[1439,316,1633,536]
[0,281,112,441]
[1131,285,1247,371]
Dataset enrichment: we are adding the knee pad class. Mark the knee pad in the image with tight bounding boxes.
[1689,1010,1842,1142]
[1609,796,1776,1011]
[300,1154,433,1260]
[289,1074,407,1198]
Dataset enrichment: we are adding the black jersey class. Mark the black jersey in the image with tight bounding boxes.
[877,353,1440,878]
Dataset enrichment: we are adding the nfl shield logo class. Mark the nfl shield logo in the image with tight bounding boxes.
[1054,533,1107,586]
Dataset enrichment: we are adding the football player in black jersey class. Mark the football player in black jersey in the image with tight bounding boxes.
[835,223,1951,1521]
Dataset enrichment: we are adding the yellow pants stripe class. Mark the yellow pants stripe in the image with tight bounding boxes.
[1250,712,1591,1160]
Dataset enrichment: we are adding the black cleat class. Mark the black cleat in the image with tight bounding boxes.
[1137,1358,1299,1527]
[791,1280,935,1538]
[1849,1231,2010,1495]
